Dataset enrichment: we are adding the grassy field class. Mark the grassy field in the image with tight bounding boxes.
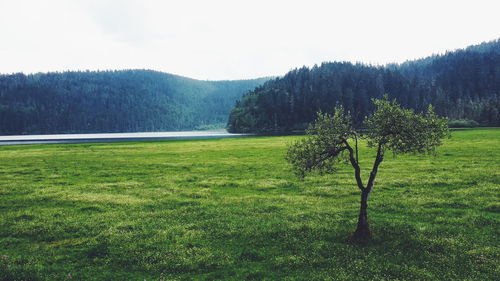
[0,128,498,280]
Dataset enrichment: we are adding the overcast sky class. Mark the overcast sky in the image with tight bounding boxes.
[0,0,499,80]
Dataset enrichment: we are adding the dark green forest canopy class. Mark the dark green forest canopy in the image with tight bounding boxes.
[228,39,500,133]
[0,70,269,135]
[2,40,499,135]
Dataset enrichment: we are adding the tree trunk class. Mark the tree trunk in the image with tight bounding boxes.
[353,189,371,241]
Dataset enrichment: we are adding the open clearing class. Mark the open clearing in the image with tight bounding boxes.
[0,129,499,280]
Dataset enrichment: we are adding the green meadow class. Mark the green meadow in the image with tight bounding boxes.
[0,129,498,280]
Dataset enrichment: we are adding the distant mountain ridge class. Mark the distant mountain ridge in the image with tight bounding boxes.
[2,40,499,135]
[228,39,500,133]
[0,70,269,135]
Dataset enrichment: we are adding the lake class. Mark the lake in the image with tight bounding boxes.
[0,131,250,145]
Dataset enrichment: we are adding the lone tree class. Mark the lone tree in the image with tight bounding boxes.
[286,96,449,241]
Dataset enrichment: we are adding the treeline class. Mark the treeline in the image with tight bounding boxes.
[0,70,268,135]
[228,40,500,133]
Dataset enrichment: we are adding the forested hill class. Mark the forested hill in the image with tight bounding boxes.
[0,70,269,135]
[228,40,500,133]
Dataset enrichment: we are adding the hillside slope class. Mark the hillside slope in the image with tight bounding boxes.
[228,40,500,133]
[0,70,269,135]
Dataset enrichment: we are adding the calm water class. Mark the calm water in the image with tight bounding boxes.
[0,131,250,145]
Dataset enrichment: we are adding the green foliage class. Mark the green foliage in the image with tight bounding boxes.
[0,70,268,134]
[0,129,499,279]
[194,123,227,131]
[228,40,500,133]
[286,97,449,180]
[286,108,354,178]
[448,119,480,128]
[365,98,449,154]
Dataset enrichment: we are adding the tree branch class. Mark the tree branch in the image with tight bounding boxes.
[344,140,365,190]
[366,142,384,190]
[309,146,346,170]
[354,133,359,163]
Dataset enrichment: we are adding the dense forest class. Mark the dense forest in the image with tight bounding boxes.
[2,41,499,135]
[228,40,500,133]
[0,70,268,135]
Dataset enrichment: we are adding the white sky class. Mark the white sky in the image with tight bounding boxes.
[0,0,499,80]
